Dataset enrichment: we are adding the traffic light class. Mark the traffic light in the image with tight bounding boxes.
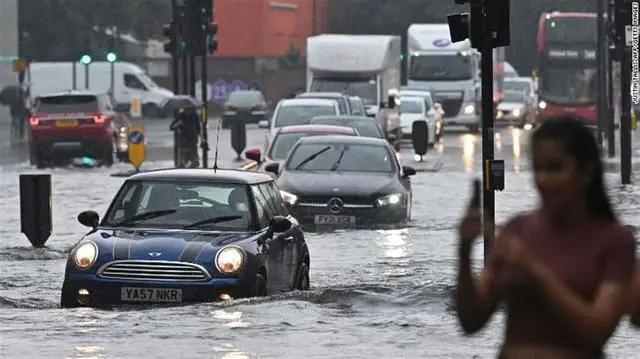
[106,52,117,63]
[205,21,219,54]
[448,0,509,49]
[163,22,177,54]
[79,54,92,65]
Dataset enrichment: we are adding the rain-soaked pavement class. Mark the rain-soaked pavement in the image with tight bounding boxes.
[1,115,640,358]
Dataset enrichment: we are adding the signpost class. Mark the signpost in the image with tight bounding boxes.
[128,128,147,172]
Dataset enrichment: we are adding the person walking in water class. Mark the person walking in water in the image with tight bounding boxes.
[456,117,636,358]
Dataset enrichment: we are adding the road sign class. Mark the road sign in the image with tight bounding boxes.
[128,128,146,171]
[130,98,142,118]
[12,58,28,72]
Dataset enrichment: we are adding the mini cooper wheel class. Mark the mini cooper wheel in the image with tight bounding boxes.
[297,262,310,290]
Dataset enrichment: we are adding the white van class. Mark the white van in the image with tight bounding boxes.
[28,62,173,117]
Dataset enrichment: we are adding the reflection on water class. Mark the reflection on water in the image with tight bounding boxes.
[461,134,476,173]
[212,343,256,359]
[495,132,502,151]
[67,344,105,359]
[212,309,250,329]
[378,229,410,259]
[511,128,522,174]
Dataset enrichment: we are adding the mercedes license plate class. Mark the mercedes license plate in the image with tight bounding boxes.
[314,215,356,226]
[121,287,182,303]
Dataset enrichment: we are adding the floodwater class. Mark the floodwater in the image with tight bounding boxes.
[1,126,639,358]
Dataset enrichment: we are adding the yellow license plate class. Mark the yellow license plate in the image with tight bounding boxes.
[56,119,78,127]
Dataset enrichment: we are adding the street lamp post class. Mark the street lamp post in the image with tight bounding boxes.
[106,52,117,96]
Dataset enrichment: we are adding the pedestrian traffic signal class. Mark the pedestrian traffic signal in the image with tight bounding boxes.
[80,54,92,65]
[448,0,509,49]
[106,52,117,63]
[206,21,219,53]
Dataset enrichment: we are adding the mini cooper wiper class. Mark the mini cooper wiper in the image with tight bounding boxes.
[295,146,331,170]
[112,210,177,226]
[183,216,243,229]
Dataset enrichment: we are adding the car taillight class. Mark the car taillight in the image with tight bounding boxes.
[29,117,40,126]
[93,114,107,124]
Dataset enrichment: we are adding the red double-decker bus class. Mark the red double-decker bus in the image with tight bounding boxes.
[536,12,597,125]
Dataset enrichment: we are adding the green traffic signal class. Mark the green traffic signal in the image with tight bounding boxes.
[80,54,92,65]
[106,52,117,63]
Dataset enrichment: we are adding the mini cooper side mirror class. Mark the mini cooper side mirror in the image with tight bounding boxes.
[270,216,292,233]
[403,166,417,177]
[78,210,99,229]
[264,162,280,174]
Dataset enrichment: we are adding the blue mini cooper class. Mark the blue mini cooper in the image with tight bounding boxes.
[61,169,310,308]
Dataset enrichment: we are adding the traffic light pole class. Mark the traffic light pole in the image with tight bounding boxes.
[481,20,495,260]
[201,52,209,168]
[171,0,179,95]
[621,45,632,184]
[597,0,607,149]
[607,0,616,158]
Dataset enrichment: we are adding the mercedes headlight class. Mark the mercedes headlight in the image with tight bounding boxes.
[280,190,298,206]
[512,108,522,118]
[377,193,403,207]
[538,101,547,110]
[74,241,98,269]
[216,246,245,274]
[464,104,475,115]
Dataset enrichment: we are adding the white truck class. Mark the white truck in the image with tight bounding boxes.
[407,24,505,132]
[306,34,402,148]
[28,61,173,117]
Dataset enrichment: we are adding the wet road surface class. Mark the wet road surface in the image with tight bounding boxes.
[1,117,640,358]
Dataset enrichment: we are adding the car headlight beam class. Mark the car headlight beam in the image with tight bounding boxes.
[512,108,521,118]
[74,241,98,269]
[216,246,245,274]
[280,190,298,206]
[376,193,403,207]
[464,104,475,115]
[538,101,547,110]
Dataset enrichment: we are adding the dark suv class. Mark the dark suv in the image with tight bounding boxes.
[28,91,130,167]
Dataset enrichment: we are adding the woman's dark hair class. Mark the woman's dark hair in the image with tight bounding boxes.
[532,117,616,221]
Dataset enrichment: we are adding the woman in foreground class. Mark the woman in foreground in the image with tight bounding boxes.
[456,118,636,358]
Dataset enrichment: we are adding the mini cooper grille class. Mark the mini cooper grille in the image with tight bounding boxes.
[99,261,210,281]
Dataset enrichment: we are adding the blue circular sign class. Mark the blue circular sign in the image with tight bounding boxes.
[128,131,144,144]
[433,38,451,47]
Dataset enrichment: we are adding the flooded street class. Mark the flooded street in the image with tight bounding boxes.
[1,122,640,358]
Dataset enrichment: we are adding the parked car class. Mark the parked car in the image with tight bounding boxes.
[61,168,309,308]
[399,96,437,147]
[310,115,385,139]
[222,90,268,129]
[497,90,537,127]
[348,96,367,116]
[265,98,340,137]
[243,124,358,172]
[400,88,444,140]
[296,92,351,115]
[266,136,416,227]
[28,91,130,168]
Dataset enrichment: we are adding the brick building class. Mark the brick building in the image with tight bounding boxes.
[213,0,328,57]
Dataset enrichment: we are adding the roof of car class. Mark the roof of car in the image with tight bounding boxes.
[400,96,425,102]
[401,88,432,95]
[38,90,104,98]
[127,168,274,184]
[312,115,375,122]
[297,92,345,99]
[278,124,357,134]
[278,98,337,107]
[297,135,389,146]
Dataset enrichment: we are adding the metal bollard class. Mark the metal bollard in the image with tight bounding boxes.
[231,113,247,161]
[412,120,428,158]
[20,174,52,247]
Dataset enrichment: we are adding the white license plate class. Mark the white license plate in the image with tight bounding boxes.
[314,215,356,225]
[121,287,182,303]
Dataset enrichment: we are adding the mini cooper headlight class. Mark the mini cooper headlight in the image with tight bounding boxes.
[74,241,98,269]
[280,190,298,206]
[512,108,522,118]
[376,193,403,207]
[216,246,245,274]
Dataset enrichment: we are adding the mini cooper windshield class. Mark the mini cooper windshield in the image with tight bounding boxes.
[103,181,252,231]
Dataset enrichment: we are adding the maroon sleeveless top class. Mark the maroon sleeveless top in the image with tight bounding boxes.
[489,211,636,355]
